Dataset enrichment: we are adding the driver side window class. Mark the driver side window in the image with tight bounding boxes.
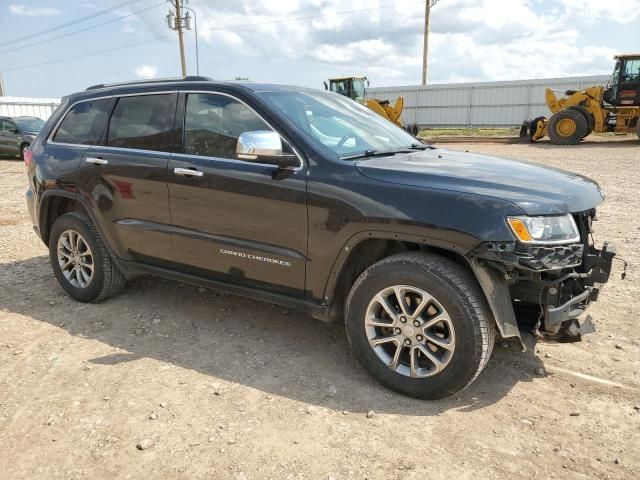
[184,93,272,159]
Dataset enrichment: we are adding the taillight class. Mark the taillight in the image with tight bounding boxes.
[24,148,33,166]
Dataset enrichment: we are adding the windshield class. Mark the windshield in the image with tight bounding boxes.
[14,118,44,132]
[260,89,419,159]
[352,79,366,102]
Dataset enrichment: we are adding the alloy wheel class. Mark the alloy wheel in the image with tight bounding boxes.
[364,285,456,378]
[57,229,94,288]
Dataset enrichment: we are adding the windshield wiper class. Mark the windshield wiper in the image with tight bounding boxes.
[407,143,432,150]
[340,149,386,160]
[340,143,433,160]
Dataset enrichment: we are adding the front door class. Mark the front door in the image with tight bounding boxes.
[0,119,17,154]
[167,92,308,295]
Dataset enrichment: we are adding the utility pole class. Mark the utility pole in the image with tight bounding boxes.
[166,0,190,76]
[422,0,440,85]
[182,5,199,75]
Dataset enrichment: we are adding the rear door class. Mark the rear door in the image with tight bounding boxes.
[77,93,177,263]
[167,91,308,295]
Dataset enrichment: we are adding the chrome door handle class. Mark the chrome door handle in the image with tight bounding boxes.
[174,167,203,177]
[85,157,108,165]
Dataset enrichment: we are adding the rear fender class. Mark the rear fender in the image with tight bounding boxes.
[38,190,117,260]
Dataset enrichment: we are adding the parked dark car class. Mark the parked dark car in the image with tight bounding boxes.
[24,77,615,399]
[0,115,44,159]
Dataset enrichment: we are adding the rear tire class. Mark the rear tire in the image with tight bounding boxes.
[345,252,495,399]
[49,212,126,302]
[548,109,588,145]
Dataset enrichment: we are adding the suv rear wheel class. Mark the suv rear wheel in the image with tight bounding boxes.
[345,252,495,399]
[49,212,125,302]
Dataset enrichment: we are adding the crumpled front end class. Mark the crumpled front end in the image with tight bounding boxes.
[470,209,616,342]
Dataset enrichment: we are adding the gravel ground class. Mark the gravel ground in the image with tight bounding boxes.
[1,137,639,479]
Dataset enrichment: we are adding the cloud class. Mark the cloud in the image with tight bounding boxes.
[558,0,640,24]
[9,4,61,16]
[135,65,158,79]
[189,0,633,86]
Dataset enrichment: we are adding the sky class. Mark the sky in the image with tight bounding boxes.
[0,0,638,98]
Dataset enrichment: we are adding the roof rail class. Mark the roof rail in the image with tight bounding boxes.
[86,76,213,91]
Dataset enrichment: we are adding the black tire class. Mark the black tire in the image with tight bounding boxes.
[49,212,125,302]
[568,106,594,139]
[345,252,495,400]
[636,119,640,141]
[19,143,29,160]
[547,109,588,145]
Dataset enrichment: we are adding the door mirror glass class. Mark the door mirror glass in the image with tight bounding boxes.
[236,130,298,168]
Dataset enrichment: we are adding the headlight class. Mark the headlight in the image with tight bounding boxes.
[507,214,580,245]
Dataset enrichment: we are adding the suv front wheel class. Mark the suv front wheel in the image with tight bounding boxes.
[49,212,125,302]
[345,252,495,399]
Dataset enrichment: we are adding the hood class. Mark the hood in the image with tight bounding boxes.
[355,148,604,215]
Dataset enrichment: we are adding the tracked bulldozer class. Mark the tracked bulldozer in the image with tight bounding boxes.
[324,76,418,135]
[522,54,640,144]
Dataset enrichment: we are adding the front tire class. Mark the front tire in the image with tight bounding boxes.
[49,212,125,302]
[345,252,495,399]
[548,109,588,145]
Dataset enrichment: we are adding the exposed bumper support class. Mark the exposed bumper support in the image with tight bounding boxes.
[468,237,616,345]
[546,287,591,331]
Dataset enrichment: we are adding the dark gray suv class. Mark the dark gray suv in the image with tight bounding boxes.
[0,116,44,159]
[25,77,615,399]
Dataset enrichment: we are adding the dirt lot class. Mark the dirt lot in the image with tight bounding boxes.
[1,137,639,480]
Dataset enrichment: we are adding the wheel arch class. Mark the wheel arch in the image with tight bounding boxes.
[38,190,114,255]
[324,231,523,347]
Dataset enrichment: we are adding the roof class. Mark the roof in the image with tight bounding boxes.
[85,76,213,90]
[78,77,318,99]
[328,76,367,81]
[614,54,640,59]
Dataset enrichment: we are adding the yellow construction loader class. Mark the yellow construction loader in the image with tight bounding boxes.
[522,54,640,144]
[324,76,418,135]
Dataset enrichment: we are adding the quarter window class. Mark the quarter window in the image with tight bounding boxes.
[108,94,174,152]
[52,98,112,145]
[184,93,272,159]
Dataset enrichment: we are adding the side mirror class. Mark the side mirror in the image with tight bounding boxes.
[236,130,299,169]
[323,81,328,90]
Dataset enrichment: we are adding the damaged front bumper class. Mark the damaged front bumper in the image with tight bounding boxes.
[468,212,616,343]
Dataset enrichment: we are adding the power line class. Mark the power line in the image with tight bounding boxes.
[199,1,425,33]
[0,0,146,48]
[2,1,426,73]
[2,34,174,72]
[0,2,164,55]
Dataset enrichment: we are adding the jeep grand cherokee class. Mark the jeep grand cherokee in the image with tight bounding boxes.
[24,77,615,399]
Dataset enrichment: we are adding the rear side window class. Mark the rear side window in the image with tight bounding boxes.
[52,98,112,145]
[107,94,174,152]
[184,93,271,159]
